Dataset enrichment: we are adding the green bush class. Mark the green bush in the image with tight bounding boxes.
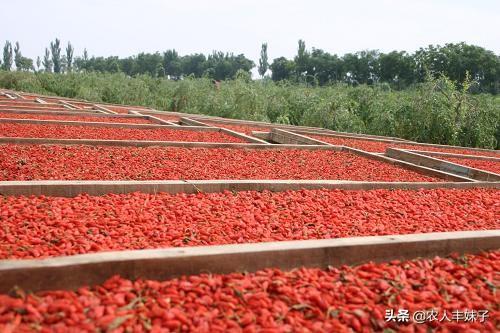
[0,70,498,149]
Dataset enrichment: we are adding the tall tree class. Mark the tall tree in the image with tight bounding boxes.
[270,57,295,81]
[60,55,67,73]
[180,53,206,78]
[341,50,380,85]
[203,51,254,80]
[120,57,136,75]
[135,52,163,77]
[163,49,181,79]
[36,56,41,72]
[75,48,89,72]
[2,41,13,71]
[50,38,62,73]
[258,43,268,78]
[309,48,343,85]
[14,42,22,70]
[11,41,34,71]
[378,51,415,89]
[295,39,309,77]
[43,48,52,72]
[66,42,74,72]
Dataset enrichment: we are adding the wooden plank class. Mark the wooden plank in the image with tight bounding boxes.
[252,131,272,142]
[0,230,497,293]
[35,97,48,104]
[180,118,270,144]
[409,150,500,161]
[0,137,338,149]
[0,108,103,115]
[343,147,476,182]
[386,148,500,182]
[218,128,270,144]
[270,128,330,145]
[0,118,220,130]
[0,109,151,119]
[291,129,413,142]
[1,180,497,197]
[9,92,26,100]
[58,100,81,110]
[0,106,85,112]
[400,142,499,154]
[93,104,118,114]
[294,129,500,154]
[124,110,177,125]
[146,115,178,126]
[179,117,211,127]
[0,91,17,100]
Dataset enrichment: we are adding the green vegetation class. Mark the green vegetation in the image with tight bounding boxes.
[1,70,498,149]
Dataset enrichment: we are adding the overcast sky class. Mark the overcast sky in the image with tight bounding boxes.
[2,0,499,65]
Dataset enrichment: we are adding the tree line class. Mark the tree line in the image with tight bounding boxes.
[1,39,254,81]
[267,40,499,93]
[1,39,499,93]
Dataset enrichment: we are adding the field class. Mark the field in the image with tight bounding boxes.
[0,89,498,332]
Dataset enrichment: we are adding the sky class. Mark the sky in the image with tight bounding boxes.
[1,0,499,68]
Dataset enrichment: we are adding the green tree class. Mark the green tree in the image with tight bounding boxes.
[19,57,33,71]
[50,38,62,73]
[294,39,309,78]
[120,57,136,76]
[43,47,52,72]
[135,52,163,77]
[180,54,206,78]
[163,49,182,79]
[258,43,268,78]
[60,55,67,73]
[205,51,254,80]
[309,48,343,85]
[66,42,74,72]
[74,48,89,72]
[270,57,295,81]
[85,56,121,73]
[232,54,254,77]
[378,51,415,89]
[2,41,13,71]
[205,51,230,80]
[14,42,21,70]
[342,50,380,85]
[415,43,500,93]
[12,42,34,71]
